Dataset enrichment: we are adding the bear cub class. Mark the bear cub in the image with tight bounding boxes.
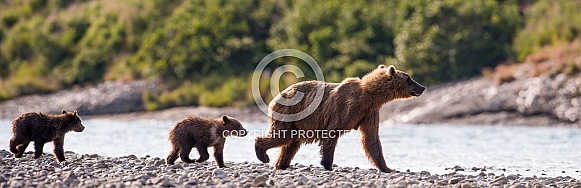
[166,115,247,167]
[9,110,85,162]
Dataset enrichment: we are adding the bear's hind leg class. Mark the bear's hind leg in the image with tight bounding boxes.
[255,131,293,163]
[166,147,179,165]
[178,143,196,163]
[254,137,270,163]
[274,140,301,170]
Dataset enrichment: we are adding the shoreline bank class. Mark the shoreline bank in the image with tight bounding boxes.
[1,150,579,187]
[0,76,579,126]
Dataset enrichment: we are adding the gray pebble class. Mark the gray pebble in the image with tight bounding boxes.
[169,164,183,169]
[453,165,464,171]
[152,160,164,166]
[492,176,508,184]
[509,184,526,188]
[95,162,107,168]
[393,176,405,183]
[265,179,275,186]
[449,178,461,184]
[186,179,198,185]
[213,169,226,178]
[297,175,308,183]
[10,180,23,187]
[127,154,137,160]
[507,174,519,180]
[428,175,439,180]
[295,181,305,186]
[252,175,268,187]
[50,162,62,168]
[461,183,473,188]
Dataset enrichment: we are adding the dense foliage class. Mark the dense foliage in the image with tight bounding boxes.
[512,0,581,61]
[0,0,578,109]
[268,0,398,82]
[394,0,521,84]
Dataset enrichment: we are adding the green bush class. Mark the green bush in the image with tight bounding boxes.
[394,0,522,84]
[199,79,247,107]
[513,0,581,61]
[268,0,397,82]
[143,82,204,111]
[0,0,178,94]
[0,61,60,100]
[143,76,251,110]
[1,14,19,28]
[130,0,276,81]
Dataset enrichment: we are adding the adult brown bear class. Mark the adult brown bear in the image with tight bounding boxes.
[255,65,424,172]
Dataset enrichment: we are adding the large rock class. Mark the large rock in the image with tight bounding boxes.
[381,74,581,126]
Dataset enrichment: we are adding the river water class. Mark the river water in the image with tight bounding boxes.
[1,119,579,177]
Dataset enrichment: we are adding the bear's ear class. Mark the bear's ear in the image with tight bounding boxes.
[386,65,397,78]
[73,110,78,116]
[378,65,386,69]
[62,110,67,114]
[222,115,230,124]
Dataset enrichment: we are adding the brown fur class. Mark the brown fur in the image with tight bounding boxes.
[9,110,85,162]
[255,65,425,172]
[166,115,247,167]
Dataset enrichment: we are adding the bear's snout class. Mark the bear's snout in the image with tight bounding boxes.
[225,129,247,137]
[412,84,425,96]
[75,124,85,132]
[237,129,248,137]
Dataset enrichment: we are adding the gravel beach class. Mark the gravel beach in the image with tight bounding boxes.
[1,150,579,188]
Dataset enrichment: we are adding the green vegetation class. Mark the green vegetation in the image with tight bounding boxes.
[268,0,398,82]
[1,0,579,109]
[394,0,521,84]
[512,0,581,61]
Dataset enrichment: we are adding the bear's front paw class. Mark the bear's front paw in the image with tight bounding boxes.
[380,167,394,173]
[258,154,269,164]
[321,162,333,171]
[274,163,289,170]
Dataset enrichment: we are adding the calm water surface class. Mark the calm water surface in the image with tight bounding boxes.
[1,119,579,177]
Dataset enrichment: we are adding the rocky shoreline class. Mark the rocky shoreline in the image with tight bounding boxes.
[0,75,580,126]
[1,150,579,188]
[0,81,159,120]
[382,75,581,126]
